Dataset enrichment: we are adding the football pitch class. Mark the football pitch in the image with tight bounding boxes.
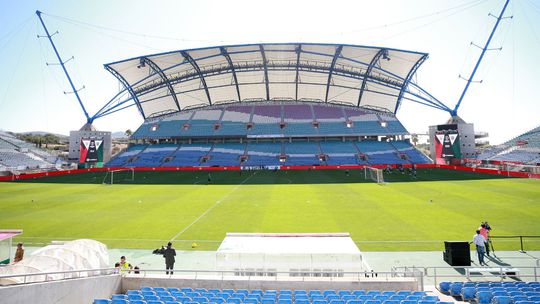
[1,168,539,251]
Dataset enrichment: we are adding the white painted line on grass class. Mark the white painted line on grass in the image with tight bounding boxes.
[169,171,258,242]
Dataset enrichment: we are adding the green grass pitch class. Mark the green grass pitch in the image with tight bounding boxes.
[1,168,539,251]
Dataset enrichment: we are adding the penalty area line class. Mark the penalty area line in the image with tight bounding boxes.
[169,171,258,242]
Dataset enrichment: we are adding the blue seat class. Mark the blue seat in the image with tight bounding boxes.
[128,290,142,295]
[324,291,337,297]
[112,295,128,300]
[418,301,436,304]
[158,291,172,297]
[236,289,249,295]
[244,299,259,304]
[449,283,463,296]
[529,296,540,302]
[129,294,144,301]
[143,291,157,296]
[339,291,352,297]
[461,287,476,301]
[327,295,341,301]
[195,288,208,293]
[217,293,231,299]
[147,300,165,304]
[364,300,382,304]
[295,300,310,304]
[400,300,417,304]
[177,296,191,302]
[145,295,160,301]
[161,296,176,302]
[222,289,235,295]
[193,296,209,303]
[367,291,381,296]
[342,295,356,301]
[131,300,147,304]
[389,296,405,301]
[187,292,202,298]
[164,301,181,304]
[93,300,111,304]
[142,287,154,292]
[382,292,395,296]
[411,292,426,296]
[514,301,535,304]
[263,299,276,304]
[227,298,242,304]
[280,295,292,300]
[422,296,438,302]
[295,295,309,300]
[346,301,362,304]
[493,296,512,304]
[111,300,129,304]
[313,300,328,304]
[329,300,345,304]
[476,291,493,304]
[181,288,194,293]
[155,287,167,292]
[405,296,422,301]
[353,291,366,296]
[358,295,373,301]
[168,288,181,293]
[397,292,412,296]
[211,297,226,303]
[312,296,325,301]
[512,296,529,302]
[310,291,323,296]
[382,300,399,304]
[279,299,293,304]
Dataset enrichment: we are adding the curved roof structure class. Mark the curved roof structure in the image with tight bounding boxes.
[104,43,428,119]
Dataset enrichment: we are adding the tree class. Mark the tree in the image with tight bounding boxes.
[124,129,133,138]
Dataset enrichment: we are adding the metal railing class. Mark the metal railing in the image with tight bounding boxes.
[0,268,423,289]
[393,266,540,287]
[490,235,540,253]
[0,267,117,286]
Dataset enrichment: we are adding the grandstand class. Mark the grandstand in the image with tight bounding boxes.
[0,131,57,171]
[103,43,432,168]
[477,125,540,165]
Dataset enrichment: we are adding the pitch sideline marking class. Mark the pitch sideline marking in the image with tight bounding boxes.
[169,171,258,242]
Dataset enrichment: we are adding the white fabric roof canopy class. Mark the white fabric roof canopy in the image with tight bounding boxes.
[105,43,428,119]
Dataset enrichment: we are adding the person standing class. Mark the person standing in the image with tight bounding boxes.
[119,256,133,273]
[163,242,176,275]
[472,230,487,266]
[479,223,491,256]
[13,243,24,263]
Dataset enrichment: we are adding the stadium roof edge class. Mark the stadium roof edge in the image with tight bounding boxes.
[103,42,428,67]
[100,42,434,119]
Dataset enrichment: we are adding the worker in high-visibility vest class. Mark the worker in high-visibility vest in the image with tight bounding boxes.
[119,256,132,273]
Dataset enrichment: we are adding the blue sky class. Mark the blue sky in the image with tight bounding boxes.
[0,0,539,144]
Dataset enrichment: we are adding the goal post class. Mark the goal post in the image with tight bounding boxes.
[102,169,135,185]
[364,166,384,184]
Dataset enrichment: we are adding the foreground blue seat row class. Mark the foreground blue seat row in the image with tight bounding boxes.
[95,288,440,304]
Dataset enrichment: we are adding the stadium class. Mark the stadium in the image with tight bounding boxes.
[0,1,540,304]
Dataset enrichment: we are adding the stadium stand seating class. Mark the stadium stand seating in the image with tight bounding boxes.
[94,287,437,304]
[0,131,56,170]
[107,140,429,168]
[107,102,429,168]
[477,125,540,165]
[439,281,540,304]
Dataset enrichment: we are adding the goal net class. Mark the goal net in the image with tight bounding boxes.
[102,169,135,185]
[364,167,384,184]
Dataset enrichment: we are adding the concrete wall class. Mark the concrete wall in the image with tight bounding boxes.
[0,274,121,304]
[123,275,419,292]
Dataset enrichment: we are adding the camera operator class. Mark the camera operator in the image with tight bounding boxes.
[479,221,492,256]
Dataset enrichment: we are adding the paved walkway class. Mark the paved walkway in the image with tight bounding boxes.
[20,247,540,285]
